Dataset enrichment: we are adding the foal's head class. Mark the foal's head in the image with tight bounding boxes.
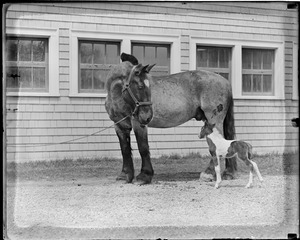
[199,121,216,139]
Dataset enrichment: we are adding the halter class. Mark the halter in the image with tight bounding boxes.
[122,65,152,116]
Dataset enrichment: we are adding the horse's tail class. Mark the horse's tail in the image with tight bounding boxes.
[223,95,236,141]
[224,94,237,171]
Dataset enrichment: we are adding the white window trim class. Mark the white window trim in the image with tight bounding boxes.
[5,27,59,97]
[70,30,180,98]
[292,42,298,100]
[190,37,285,100]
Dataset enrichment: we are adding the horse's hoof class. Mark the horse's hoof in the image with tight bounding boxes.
[116,172,134,183]
[245,183,253,188]
[199,172,214,182]
[214,184,220,189]
[136,172,152,185]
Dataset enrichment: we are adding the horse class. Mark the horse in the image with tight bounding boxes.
[199,121,264,189]
[105,53,237,185]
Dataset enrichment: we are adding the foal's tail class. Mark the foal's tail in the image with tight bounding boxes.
[223,95,236,141]
[247,143,253,160]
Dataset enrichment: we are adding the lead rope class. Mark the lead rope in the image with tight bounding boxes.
[8,114,131,148]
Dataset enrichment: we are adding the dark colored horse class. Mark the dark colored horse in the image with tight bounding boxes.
[105,53,236,184]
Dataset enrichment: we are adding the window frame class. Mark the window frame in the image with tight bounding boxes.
[241,48,275,96]
[5,27,59,97]
[70,30,180,98]
[190,37,284,100]
[131,42,171,76]
[78,40,121,93]
[6,36,49,92]
[196,45,232,82]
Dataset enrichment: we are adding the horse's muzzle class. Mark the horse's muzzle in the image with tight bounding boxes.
[136,108,153,126]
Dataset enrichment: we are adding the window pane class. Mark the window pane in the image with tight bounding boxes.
[262,50,272,69]
[253,74,262,92]
[132,45,144,63]
[80,43,93,64]
[219,48,229,68]
[253,50,262,69]
[19,67,32,88]
[94,43,105,64]
[33,40,45,62]
[6,67,19,88]
[94,69,107,89]
[106,43,119,64]
[145,46,156,64]
[242,74,252,92]
[6,40,18,61]
[263,75,272,92]
[197,48,208,67]
[242,49,252,69]
[157,46,168,66]
[19,40,32,61]
[80,69,93,89]
[208,48,218,68]
[33,68,46,88]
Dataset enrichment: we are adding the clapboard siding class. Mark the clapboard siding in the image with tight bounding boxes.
[5,2,298,162]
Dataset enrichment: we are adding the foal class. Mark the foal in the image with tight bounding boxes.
[199,121,263,189]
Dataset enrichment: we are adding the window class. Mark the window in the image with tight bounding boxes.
[242,48,274,95]
[6,37,48,92]
[78,41,120,93]
[132,43,170,76]
[196,46,231,81]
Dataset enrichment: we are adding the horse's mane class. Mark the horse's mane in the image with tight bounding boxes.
[105,62,133,92]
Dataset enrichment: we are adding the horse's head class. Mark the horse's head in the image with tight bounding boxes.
[199,121,215,139]
[122,63,155,126]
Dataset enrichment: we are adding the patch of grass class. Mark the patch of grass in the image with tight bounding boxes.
[6,151,298,183]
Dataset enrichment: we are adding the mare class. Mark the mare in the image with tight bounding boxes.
[105,53,237,184]
[199,121,264,189]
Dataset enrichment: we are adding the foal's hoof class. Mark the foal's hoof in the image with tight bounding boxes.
[116,172,134,183]
[135,172,152,185]
[199,172,214,182]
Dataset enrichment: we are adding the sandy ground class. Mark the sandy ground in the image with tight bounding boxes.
[5,155,299,239]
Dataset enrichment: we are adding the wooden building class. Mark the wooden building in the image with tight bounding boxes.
[4,2,299,162]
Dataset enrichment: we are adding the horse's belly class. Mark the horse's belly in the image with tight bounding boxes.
[148,102,194,128]
[148,116,191,128]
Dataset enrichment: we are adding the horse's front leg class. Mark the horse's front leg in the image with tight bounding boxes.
[115,124,134,183]
[133,119,154,185]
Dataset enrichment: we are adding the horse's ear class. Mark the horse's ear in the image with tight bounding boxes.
[145,64,156,73]
[134,64,143,75]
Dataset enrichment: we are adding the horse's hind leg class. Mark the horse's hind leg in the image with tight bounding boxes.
[115,124,134,183]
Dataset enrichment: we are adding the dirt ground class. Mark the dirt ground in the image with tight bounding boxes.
[4,153,299,239]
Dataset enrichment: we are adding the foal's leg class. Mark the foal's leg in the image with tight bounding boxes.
[249,160,264,184]
[240,153,263,188]
[214,155,222,189]
[115,124,134,183]
[133,119,154,185]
